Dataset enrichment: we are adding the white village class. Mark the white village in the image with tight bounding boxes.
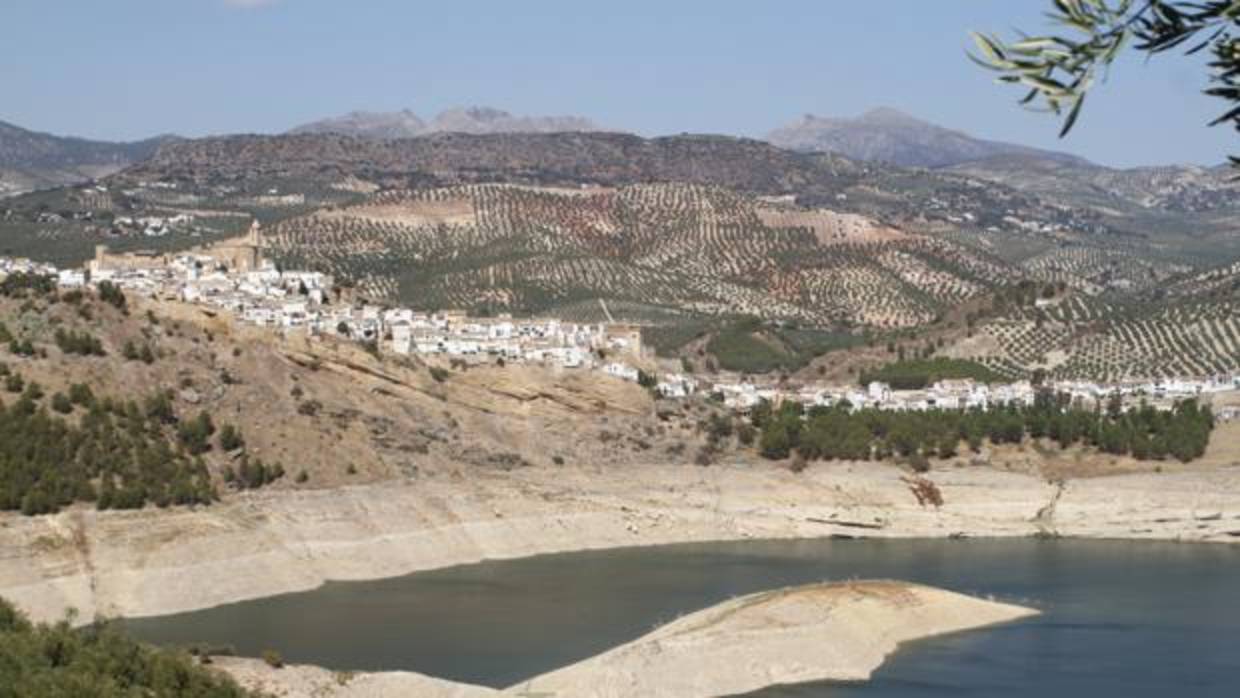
[3,222,1239,420]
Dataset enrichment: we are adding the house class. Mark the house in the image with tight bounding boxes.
[389,322,414,355]
[603,362,639,382]
[867,381,892,404]
[280,301,309,327]
[56,269,86,288]
[656,373,698,399]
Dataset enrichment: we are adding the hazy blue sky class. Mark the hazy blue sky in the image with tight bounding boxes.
[1,0,1229,167]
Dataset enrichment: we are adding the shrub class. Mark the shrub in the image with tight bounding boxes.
[97,281,127,310]
[54,329,106,356]
[9,339,35,357]
[177,411,216,455]
[218,424,244,452]
[68,383,94,406]
[908,452,931,473]
[261,649,284,669]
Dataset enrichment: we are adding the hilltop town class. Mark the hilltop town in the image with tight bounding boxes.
[6,221,1240,424]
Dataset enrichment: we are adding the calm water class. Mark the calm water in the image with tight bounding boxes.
[121,539,1240,696]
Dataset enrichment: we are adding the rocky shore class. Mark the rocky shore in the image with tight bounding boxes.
[211,580,1037,698]
[0,461,1237,625]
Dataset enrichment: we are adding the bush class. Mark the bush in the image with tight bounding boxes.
[177,411,216,455]
[97,281,127,310]
[68,383,94,406]
[22,382,42,401]
[50,393,72,414]
[8,339,35,357]
[54,329,105,356]
[218,424,244,452]
[261,649,284,669]
[908,452,931,473]
[429,366,450,383]
[235,457,283,489]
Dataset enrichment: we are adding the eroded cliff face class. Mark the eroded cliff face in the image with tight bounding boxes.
[1,459,1237,626]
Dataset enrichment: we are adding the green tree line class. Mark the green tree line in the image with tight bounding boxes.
[753,392,1213,464]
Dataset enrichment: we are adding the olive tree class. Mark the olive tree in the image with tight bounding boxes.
[972,0,1239,165]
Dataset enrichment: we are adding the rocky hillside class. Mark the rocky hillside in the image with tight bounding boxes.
[289,106,604,139]
[0,279,679,506]
[0,119,174,196]
[131,131,861,194]
[949,155,1239,215]
[767,108,1089,169]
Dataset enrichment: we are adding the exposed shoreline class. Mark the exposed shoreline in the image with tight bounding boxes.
[211,580,1039,698]
[1,461,1237,626]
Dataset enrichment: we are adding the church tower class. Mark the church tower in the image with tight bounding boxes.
[241,219,264,270]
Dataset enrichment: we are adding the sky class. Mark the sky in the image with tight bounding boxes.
[0,0,1231,167]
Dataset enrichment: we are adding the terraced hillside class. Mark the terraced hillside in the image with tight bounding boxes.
[947,293,1240,382]
[267,183,1016,328]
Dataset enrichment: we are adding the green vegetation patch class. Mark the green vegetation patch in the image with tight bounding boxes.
[0,597,255,697]
[859,358,1006,390]
[703,318,863,374]
[706,320,797,374]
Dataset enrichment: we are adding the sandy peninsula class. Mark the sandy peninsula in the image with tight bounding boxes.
[211,580,1037,698]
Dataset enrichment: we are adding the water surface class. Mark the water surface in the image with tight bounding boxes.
[121,539,1240,696]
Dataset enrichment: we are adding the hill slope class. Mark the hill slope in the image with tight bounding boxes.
[267,182,1016,327]
[948,155,1240,216]
[0,119,174,196]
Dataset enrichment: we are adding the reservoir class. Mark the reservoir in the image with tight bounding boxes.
[121,539,1240,696]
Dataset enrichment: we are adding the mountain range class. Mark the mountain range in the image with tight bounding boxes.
[288,107,604,139]
[1,106,1232,217]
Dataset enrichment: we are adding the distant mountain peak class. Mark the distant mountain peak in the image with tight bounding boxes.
[289,106,607,140]
[768,107,1090,169]
[450,106,510,120]
[858,106,922,125]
